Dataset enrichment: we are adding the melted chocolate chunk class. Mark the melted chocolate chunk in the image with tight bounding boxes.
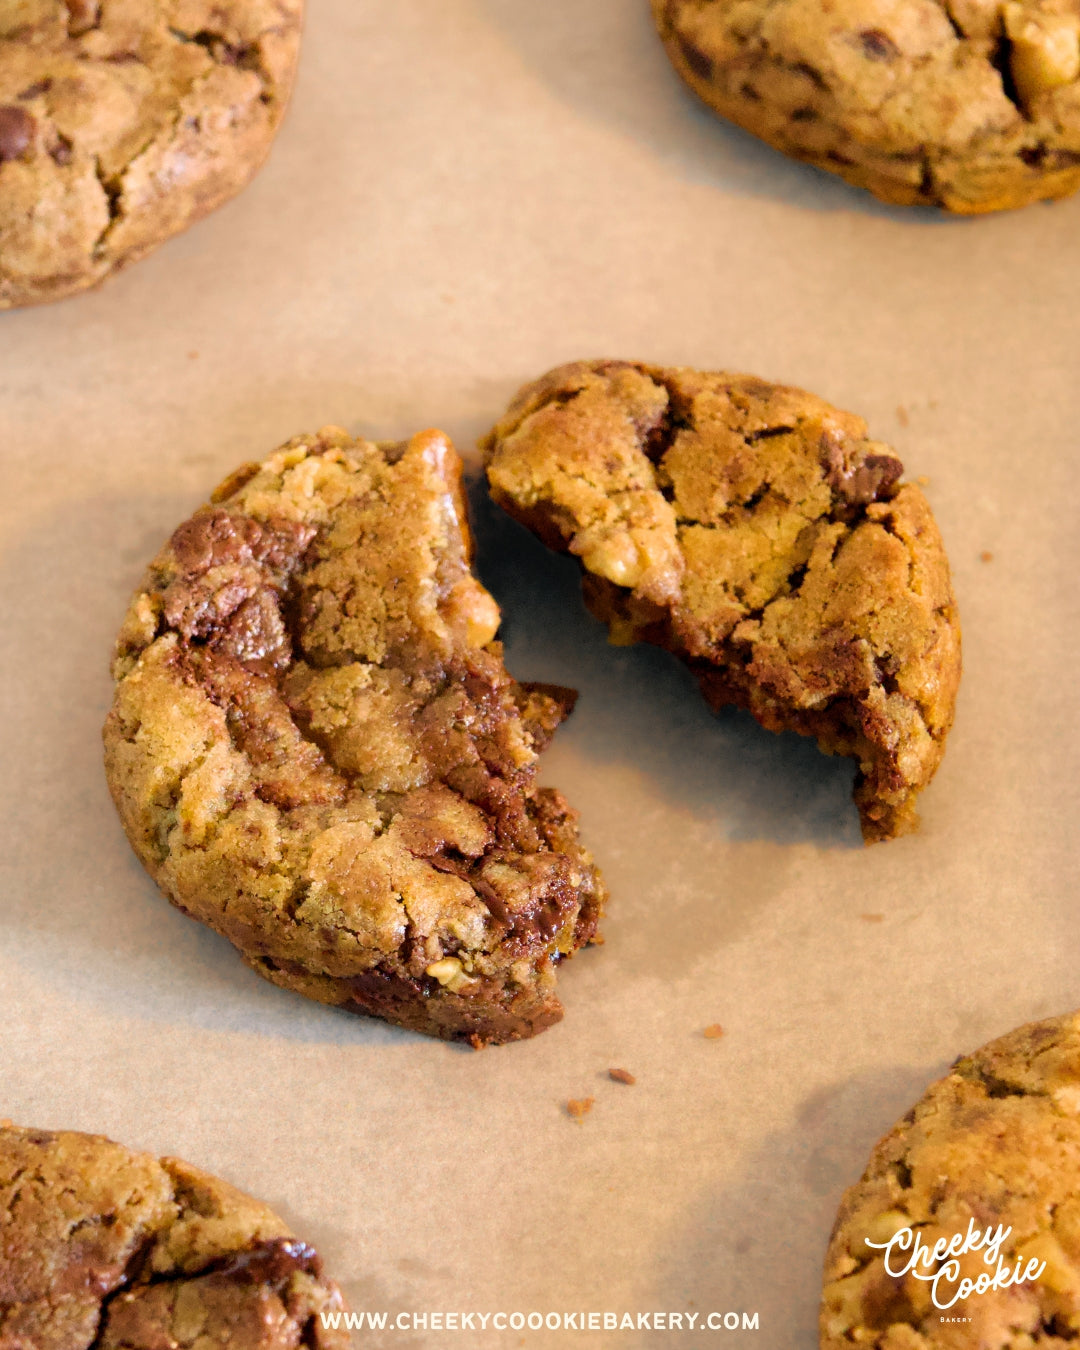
[162,510,314,669]
[0,106,35,162]
[820,430,903,506]
[204,1237,323,1285]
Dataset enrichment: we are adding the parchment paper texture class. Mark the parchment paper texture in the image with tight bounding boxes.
[2,2,1078,1347]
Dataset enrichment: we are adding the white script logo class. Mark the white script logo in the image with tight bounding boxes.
[865,1219,1046,1310]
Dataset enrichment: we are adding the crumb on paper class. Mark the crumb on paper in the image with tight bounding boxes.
[980,550,993,563]
[896,405,909,428]
[860,913,885,923]
[589,931,605,946]
[703,1024,724,1040]
[567,1097,595,1121]
[916,474,930,487]
[609,1068,636,1085]
[187,350,199,360]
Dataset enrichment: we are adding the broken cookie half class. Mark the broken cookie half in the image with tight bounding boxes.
[481,361,961,842]
[104,426,605,1045]
[0,1122,349,1350]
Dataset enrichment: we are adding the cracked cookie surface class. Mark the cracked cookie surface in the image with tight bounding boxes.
[481,360,960,842]
[822,1013,1080,1346]
[652,0,1080,213]
[0,0,302,308]
[0,1122,349,1350]
[103,425,604,1045]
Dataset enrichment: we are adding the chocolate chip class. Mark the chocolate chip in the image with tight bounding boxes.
[794,60,829,91]
[49,135,73,166]
[0,105,35,163]
[17,78,51,100]
[858,28,900,61]
[820,431,904,506]
[65,0,100,36]
[746,425,795,443]
[678,34,713,81]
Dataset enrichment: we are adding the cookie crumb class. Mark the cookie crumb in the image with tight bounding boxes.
[589,931,605,946]
[860,912,885,923]
[703,1024,725,1040]
[916,474,930,487]
[896,405,909,428]
[566,1097,595,1121]
[608,1068,636,1085]
[187,350,199,360]
[980,550,993,563]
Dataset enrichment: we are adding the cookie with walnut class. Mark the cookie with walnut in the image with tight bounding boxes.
[652,0,1080,213]
[481,360,960,842]
[0,0,302,308]
[822,1013,1080,1346]
[104,426,604,1045]
[0,1121,349,1350]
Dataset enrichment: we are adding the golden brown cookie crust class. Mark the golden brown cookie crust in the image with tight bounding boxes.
[0,1122,349,1350]
[0,0,303,308]
[822,1013,1080,1346]
[481,360,961,843]
[652,0,1080,213]
[103,426,604,1045]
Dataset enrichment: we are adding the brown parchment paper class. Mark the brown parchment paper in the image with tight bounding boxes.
[1,2,1079,1347]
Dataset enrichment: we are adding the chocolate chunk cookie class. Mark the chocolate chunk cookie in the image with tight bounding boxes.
[822,1013,1080,1346]
[652,0,1080,213]
[0,0,302,308]
[0,1122,348,1350]
[104,426,605,1045]
[481,361,960,843]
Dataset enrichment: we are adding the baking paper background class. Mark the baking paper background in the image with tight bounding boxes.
[2,1,1078,1346]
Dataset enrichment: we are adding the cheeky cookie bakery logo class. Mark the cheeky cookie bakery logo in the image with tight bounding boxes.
[866,1220,1046,1310]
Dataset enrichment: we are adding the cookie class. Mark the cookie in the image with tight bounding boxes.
[651,0,1080,213]
[104,426,605,1046]
[822,1013,1080,1346]
[481,361,961,843]
[0,1121,348,1350]
[0,0,302,308]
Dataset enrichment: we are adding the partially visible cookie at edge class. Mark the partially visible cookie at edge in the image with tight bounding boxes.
[0,1121,349,1350]
[481,360,961,843]
[104,425,605,1045]
[651,0,1080,214]
[822,1012,1080,1346]
[0,0,303,308]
